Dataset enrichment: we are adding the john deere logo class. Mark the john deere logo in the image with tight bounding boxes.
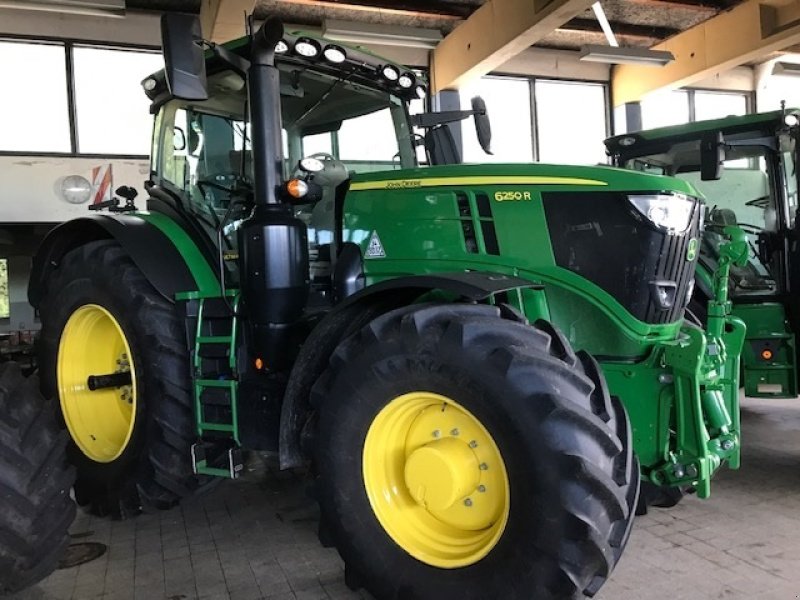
[686,238,698,261]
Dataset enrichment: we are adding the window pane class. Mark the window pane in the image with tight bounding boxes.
[535,80,608,165]
[0,42,70,152]
[460,76,533,163]
[694,91,748,121]
[338,108,399,162]
[641,90,690,129]
[303,133,333,156]
[73,47,163,155]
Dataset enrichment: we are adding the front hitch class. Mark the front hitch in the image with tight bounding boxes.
[650,225,748,498]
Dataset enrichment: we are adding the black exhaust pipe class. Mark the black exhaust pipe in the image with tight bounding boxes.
[238,17,309,372]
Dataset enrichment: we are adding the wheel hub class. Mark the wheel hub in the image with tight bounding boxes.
[404,437,479,511]
[362,391,510,568]
[57,304,137,463]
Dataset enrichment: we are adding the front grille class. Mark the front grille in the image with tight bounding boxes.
[542,191,701,325]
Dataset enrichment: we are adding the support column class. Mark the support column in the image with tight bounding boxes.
[624,101,642,134]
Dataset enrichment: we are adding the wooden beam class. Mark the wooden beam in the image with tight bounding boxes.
[200,0,255,43]
[612,0,800,106]
[430,0,596,92]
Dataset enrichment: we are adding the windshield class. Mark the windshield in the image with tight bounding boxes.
[624,143,783,297]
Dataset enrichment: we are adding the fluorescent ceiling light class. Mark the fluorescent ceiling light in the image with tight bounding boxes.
[579,44,674,66]
[772,61,800,77]
[323,18,442,49]
[0,0,125,17]
[591,2,618,48]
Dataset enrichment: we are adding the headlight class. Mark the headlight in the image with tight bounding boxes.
[628,193,695,233]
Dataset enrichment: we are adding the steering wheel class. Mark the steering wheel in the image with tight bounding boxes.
[737,223,763,234]
[196,172,243,195]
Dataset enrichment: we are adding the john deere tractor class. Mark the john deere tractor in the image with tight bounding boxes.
[2,14,747,599]
[606,108,800,400]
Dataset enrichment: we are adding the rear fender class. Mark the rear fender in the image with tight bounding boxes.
[28,213,217,306]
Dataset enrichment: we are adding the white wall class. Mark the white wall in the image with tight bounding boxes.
[0,9,161,45]
[0,156,150,223]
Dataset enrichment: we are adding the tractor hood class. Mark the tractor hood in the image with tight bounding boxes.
[349,162,701,197]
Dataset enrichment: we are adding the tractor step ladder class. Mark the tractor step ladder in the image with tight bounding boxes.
[177,290,244,479]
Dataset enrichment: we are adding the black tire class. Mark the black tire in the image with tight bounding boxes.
[38,240,200,518]
[313,304,639,599]
[0,362,76,594]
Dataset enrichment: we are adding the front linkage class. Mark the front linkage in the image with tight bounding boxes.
[657,225,749,497]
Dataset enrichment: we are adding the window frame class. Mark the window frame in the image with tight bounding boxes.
[0,34,160,159]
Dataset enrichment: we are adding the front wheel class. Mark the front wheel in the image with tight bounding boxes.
[313,304,639,599]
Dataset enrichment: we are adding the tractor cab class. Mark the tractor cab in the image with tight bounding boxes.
[146,34,419,283]
[143,27,487,295]
[606,110,800,397]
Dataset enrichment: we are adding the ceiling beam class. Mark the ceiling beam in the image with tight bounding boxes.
[561,18,680,40]
[200,0,255,42]
[612,0,800,106]
[430,0,597,92]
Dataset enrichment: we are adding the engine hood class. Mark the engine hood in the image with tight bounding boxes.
[349,163,701,198]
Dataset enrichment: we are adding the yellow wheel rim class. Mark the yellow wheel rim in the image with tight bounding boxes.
[57,304,137,463]
[363,392,510,568]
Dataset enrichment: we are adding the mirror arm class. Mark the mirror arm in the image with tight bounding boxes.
[410,109,480,128]
[205,41,251,78]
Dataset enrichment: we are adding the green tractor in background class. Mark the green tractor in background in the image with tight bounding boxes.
[0,14,747,599]
[606,108,800,400]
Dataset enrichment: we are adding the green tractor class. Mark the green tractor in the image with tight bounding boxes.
[3,14,746,599]
[606,107,800,400]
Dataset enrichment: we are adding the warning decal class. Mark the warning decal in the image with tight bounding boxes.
[365,231,386,259]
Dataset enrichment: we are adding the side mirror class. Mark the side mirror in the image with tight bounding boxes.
[471,96,492,156]
[700,131,724,181]
[161,14,208,101]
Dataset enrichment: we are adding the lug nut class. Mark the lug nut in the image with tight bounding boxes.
[450,428,460,436]
[721,439,734,451]
[432,430,440,438]
[478,485,486,493]
[464,498,473,507]
[479,463,488,470]
[469,440,478,448]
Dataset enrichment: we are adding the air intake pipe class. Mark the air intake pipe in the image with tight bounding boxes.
[238,17,309,371]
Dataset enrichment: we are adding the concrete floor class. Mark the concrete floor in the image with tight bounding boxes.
[10,395,800,600]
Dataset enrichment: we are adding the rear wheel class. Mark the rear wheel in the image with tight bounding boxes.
[314,304,639,599]
[0,363,76,594]
[39,240,201,517]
